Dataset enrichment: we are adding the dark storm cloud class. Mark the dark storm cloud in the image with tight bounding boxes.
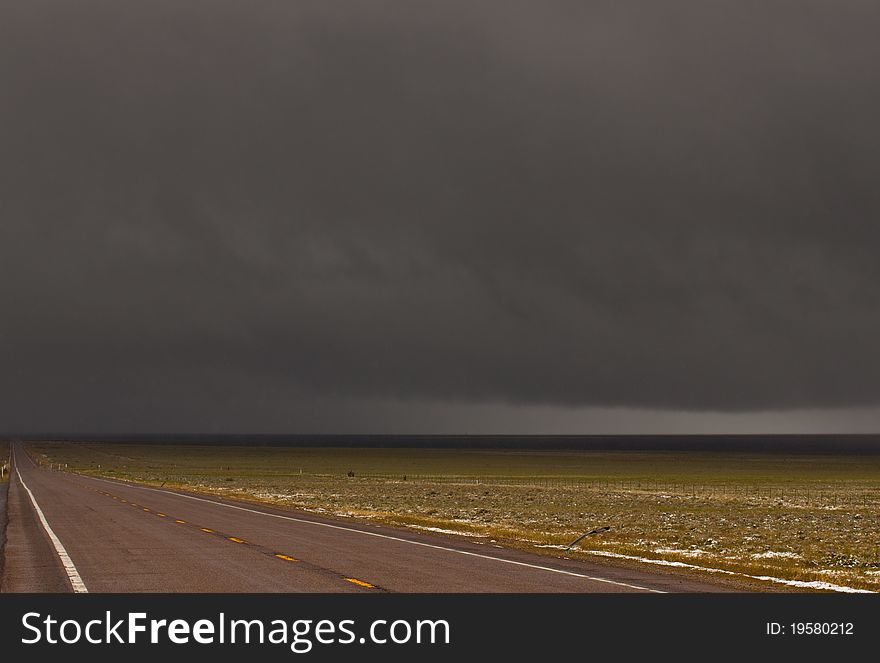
[2,1,880,431]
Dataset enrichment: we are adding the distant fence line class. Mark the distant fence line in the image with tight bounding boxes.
[30,455,878,506]
[352,473,878,505]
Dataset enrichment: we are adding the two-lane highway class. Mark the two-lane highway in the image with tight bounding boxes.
[1,442,733,593]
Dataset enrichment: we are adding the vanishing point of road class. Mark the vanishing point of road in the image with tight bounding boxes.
[1,442,733,593]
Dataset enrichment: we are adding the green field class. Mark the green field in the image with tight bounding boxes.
[30,442,880,591]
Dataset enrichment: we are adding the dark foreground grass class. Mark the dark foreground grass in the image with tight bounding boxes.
[0,440,8,482]
[30,442,880,591]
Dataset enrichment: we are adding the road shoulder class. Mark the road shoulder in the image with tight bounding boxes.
[0,464,7,590]
[0,451,70,593]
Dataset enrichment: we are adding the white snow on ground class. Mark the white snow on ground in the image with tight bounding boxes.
[654,547,711,557]
[407,525,487,537]
[581,550,873,593]
[752,551,801,559]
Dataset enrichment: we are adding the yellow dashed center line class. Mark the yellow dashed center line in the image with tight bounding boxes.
[344,578,374,588]
[92,491,320,576]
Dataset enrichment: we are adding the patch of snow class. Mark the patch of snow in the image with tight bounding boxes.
[654,547,711,557]
[581,550,873,594]
[407,525,487,537]
[752,551,801,560]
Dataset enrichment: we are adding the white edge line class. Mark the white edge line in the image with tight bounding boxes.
[583,550,875,594]
[81,473,664,593]
[13,446,88,593]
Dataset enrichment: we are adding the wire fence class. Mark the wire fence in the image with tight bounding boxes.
[27,453,880,507]
[352,473,879,506]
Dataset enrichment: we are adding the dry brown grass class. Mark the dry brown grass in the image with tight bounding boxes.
[31,442,880,591]
[0,440,9,482]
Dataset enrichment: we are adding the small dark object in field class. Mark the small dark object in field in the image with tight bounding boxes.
[347,470,355,477]
[225,477,234,482]
[566,526,612,549]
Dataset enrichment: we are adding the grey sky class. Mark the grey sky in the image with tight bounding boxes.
[2,1,880,433]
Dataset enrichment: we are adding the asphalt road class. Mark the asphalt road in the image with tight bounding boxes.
[1,442,734,593]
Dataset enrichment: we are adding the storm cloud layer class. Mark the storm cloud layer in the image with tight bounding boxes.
[2,1,880,432]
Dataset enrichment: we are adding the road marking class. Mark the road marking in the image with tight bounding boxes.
[82,475,663,592]
[12,447,88,593]
[86,486,373,589]
[91,488,311,571]
[89,488,313,573]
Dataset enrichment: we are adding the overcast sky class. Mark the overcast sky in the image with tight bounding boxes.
[2,1,880,434]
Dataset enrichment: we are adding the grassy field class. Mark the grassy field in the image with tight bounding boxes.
[29,442,880,591]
